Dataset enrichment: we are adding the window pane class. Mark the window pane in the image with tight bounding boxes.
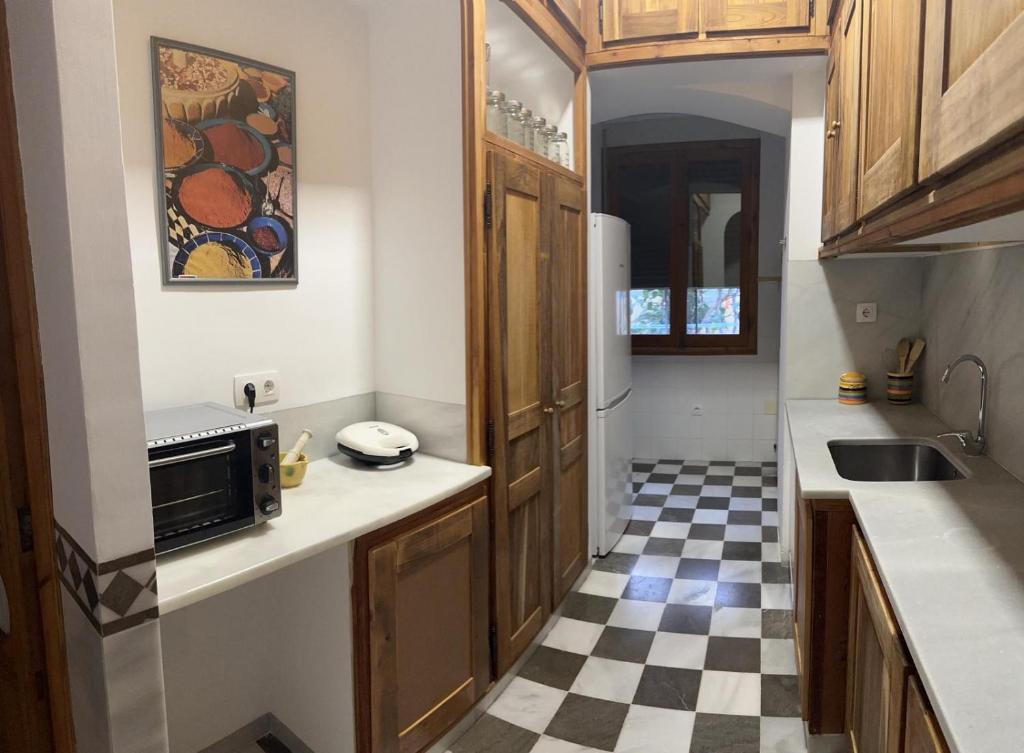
[615,160,672,299]
[630,288,670,335]
[687,159,743,336]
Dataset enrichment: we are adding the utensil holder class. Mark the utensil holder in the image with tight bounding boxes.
[886,372,914,405]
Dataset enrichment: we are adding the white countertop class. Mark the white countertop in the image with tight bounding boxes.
[787,400,1024,753]
[156,453,491,614]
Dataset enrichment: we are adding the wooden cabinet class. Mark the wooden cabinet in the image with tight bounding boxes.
[792,482,856,733]
[820,23,842,240]
[856,0,924,217]
[602,0,698,42]
[486,144,588,671]
[903,676,950,753]
[919,0,1024,180]
[353,485,491,753]
[703,0,810,33]
[549,0,584,34]
[846,527,909,753]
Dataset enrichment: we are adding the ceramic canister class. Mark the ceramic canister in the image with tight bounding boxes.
[838,371,867,405]
[886,371,914,405]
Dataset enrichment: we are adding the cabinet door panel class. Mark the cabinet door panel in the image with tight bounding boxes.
[821,37,842,241]
[919,0,1024,178]
[549,0,583,33]
[857,0,924,217]
[834,0,862,234]
[904,676,950,753]
[488,149,552,673]
[603,0,699,42]
[702,0,810,33]
[548,174,588,602]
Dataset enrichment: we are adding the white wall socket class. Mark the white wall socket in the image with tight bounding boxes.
[233,371,280,409]
[691,404,704,416]
[856,302,878,323]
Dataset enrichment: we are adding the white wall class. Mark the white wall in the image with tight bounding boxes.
[114,0,375,412]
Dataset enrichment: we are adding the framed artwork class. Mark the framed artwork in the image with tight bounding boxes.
[151,38,297,284]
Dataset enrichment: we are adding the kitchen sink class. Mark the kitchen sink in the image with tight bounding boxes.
[827,440,967,482]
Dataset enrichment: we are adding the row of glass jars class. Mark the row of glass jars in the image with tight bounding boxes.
[486,89,571,170]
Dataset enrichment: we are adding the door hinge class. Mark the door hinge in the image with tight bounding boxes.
[17,506,33,553]
[809,0,815,17]
[486,419,496,457]
[483,183,493,230]
[598,0,604,35]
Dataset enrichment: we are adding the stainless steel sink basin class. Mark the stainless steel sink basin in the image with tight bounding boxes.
[828,440,967,482]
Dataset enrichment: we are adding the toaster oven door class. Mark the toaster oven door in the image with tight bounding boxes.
[148,436,255,554]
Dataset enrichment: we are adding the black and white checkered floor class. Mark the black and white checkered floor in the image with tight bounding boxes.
[448,459,805,753]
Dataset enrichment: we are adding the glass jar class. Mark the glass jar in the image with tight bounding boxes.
[520,109,533,150]
[529,116,548,156]
[486,90,507,136]
[503,99,524,145]
[542,126,560,163]
[557,132,571,169]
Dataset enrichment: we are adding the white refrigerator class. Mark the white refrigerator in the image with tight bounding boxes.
[588,213,634,557]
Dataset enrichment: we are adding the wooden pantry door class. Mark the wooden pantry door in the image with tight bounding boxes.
[546,173,588,604]
[487,148,553,674]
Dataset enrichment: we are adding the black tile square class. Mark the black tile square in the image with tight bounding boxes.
[452,714,538,753]
[680,464,708,474]
[632,665,702,711]
[722,542,762,561]
[593,553,638,575]
[633,462,656,472]
[624,519,654,537]
[688,524,726,541]
[704,636,761,673]
[731,487,762,498]
[632,482,644,492]
[690,713,759,753]
[733,467,761,477]
[763,498,779,511]
[671,484,703,496]
[762,526,780,543]
[658,507,694,523]
[545,694,629,751]
[519,646,588,691]
[714,582,761,609]
[560,592,618,624]
[676,558,720,581]
[704,475,733,485]
[696,496,730,510]
[633,494,667,507]
[762,674,802,717]
[763,461,778,468]
[643,537,685,557]
[622,576,673,603]
[592,626,656,664]
[657,459,685,467]
[648,473,678,484]
[709,460,733,467]
[763,609,795,639]
[658,604,713,635]
[763,562,792,584]
[727,510,762,525]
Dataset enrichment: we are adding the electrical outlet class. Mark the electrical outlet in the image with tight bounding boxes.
[856,302,878,323]
[691,403,704,417]
[233,371,280,409]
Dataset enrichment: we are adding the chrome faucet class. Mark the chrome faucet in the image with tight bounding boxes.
[937,354,988,456]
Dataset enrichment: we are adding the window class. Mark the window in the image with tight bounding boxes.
[607,140,760,355]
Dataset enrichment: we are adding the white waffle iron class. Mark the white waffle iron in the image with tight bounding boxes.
[335,421,419,465]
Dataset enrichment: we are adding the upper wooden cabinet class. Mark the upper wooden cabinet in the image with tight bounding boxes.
[549,0,584,34]
[821,0,861,241]
[602,0,699,42]
[919,0,1024,180]
[703,0,810,33]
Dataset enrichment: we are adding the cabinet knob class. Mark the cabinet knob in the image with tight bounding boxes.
[831,120,841,130]
[826,129,835,139]
[555,400,567,408]
[543,406,555,414]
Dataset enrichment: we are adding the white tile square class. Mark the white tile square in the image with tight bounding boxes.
[762,543,782,562]
[641,483,674,495]
[651,521,690,540]
[682,540,724,560]
[701,485,732,497]
[762,511,780,527]
[577,571,630,598]
[761,639,798,675]
[612,534,648,555]
[762,583,793,610]
[664,495,699,509]
[667,579,717,607]
[674,474,706,485]
[530,735,604,753]
[630,506,662,521]
[646,631,709,670]
[631,555,679,578]
[709,607,762,638]
[692,509,728,525]
[725,525,763,542]
[718,560,762,584]
[760,717,808,753]
[731,476,763,487]
[653,463,684,474]
[488,677,568,733]
[607,599,666,631]
[570,656,645,704]
[615,705,696,753]
[542,617,606,655]
[730,498,762,511]
[696,670,761,716]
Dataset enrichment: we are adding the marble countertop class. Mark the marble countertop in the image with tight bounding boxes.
[156,453,491,614]
[786,400,1024,753]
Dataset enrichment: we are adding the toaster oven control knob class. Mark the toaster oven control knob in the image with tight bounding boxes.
[260,495,280,515]
[259,463,276,484]
[258,434,276,450]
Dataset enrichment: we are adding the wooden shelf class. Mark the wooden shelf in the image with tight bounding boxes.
[484,130,584,184]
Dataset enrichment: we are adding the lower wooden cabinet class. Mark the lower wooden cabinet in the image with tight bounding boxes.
[353,483,491,753]
[903,675,950,753]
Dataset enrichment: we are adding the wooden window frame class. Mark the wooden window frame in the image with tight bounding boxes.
[607,139,760,356]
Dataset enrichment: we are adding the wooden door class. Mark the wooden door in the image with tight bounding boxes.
[602,0,699,42]
[833,0,862,235]
[488,148,553,673]
[793,487,811,716]
[903,676,950,753]
[847,528,908,753]
[364,491,490,753]
[919,0,1024,179]
[821,29,842,241]
[0,3,74,750]
[857,0,924,217]
[549,0,583,34]
[702,0,811,33]
[547,173,588,604]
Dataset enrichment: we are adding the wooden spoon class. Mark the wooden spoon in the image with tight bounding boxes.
[897,338,911,374]
[904,339,926,374]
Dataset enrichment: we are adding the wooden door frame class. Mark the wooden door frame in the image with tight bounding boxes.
[0,3,75,751]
